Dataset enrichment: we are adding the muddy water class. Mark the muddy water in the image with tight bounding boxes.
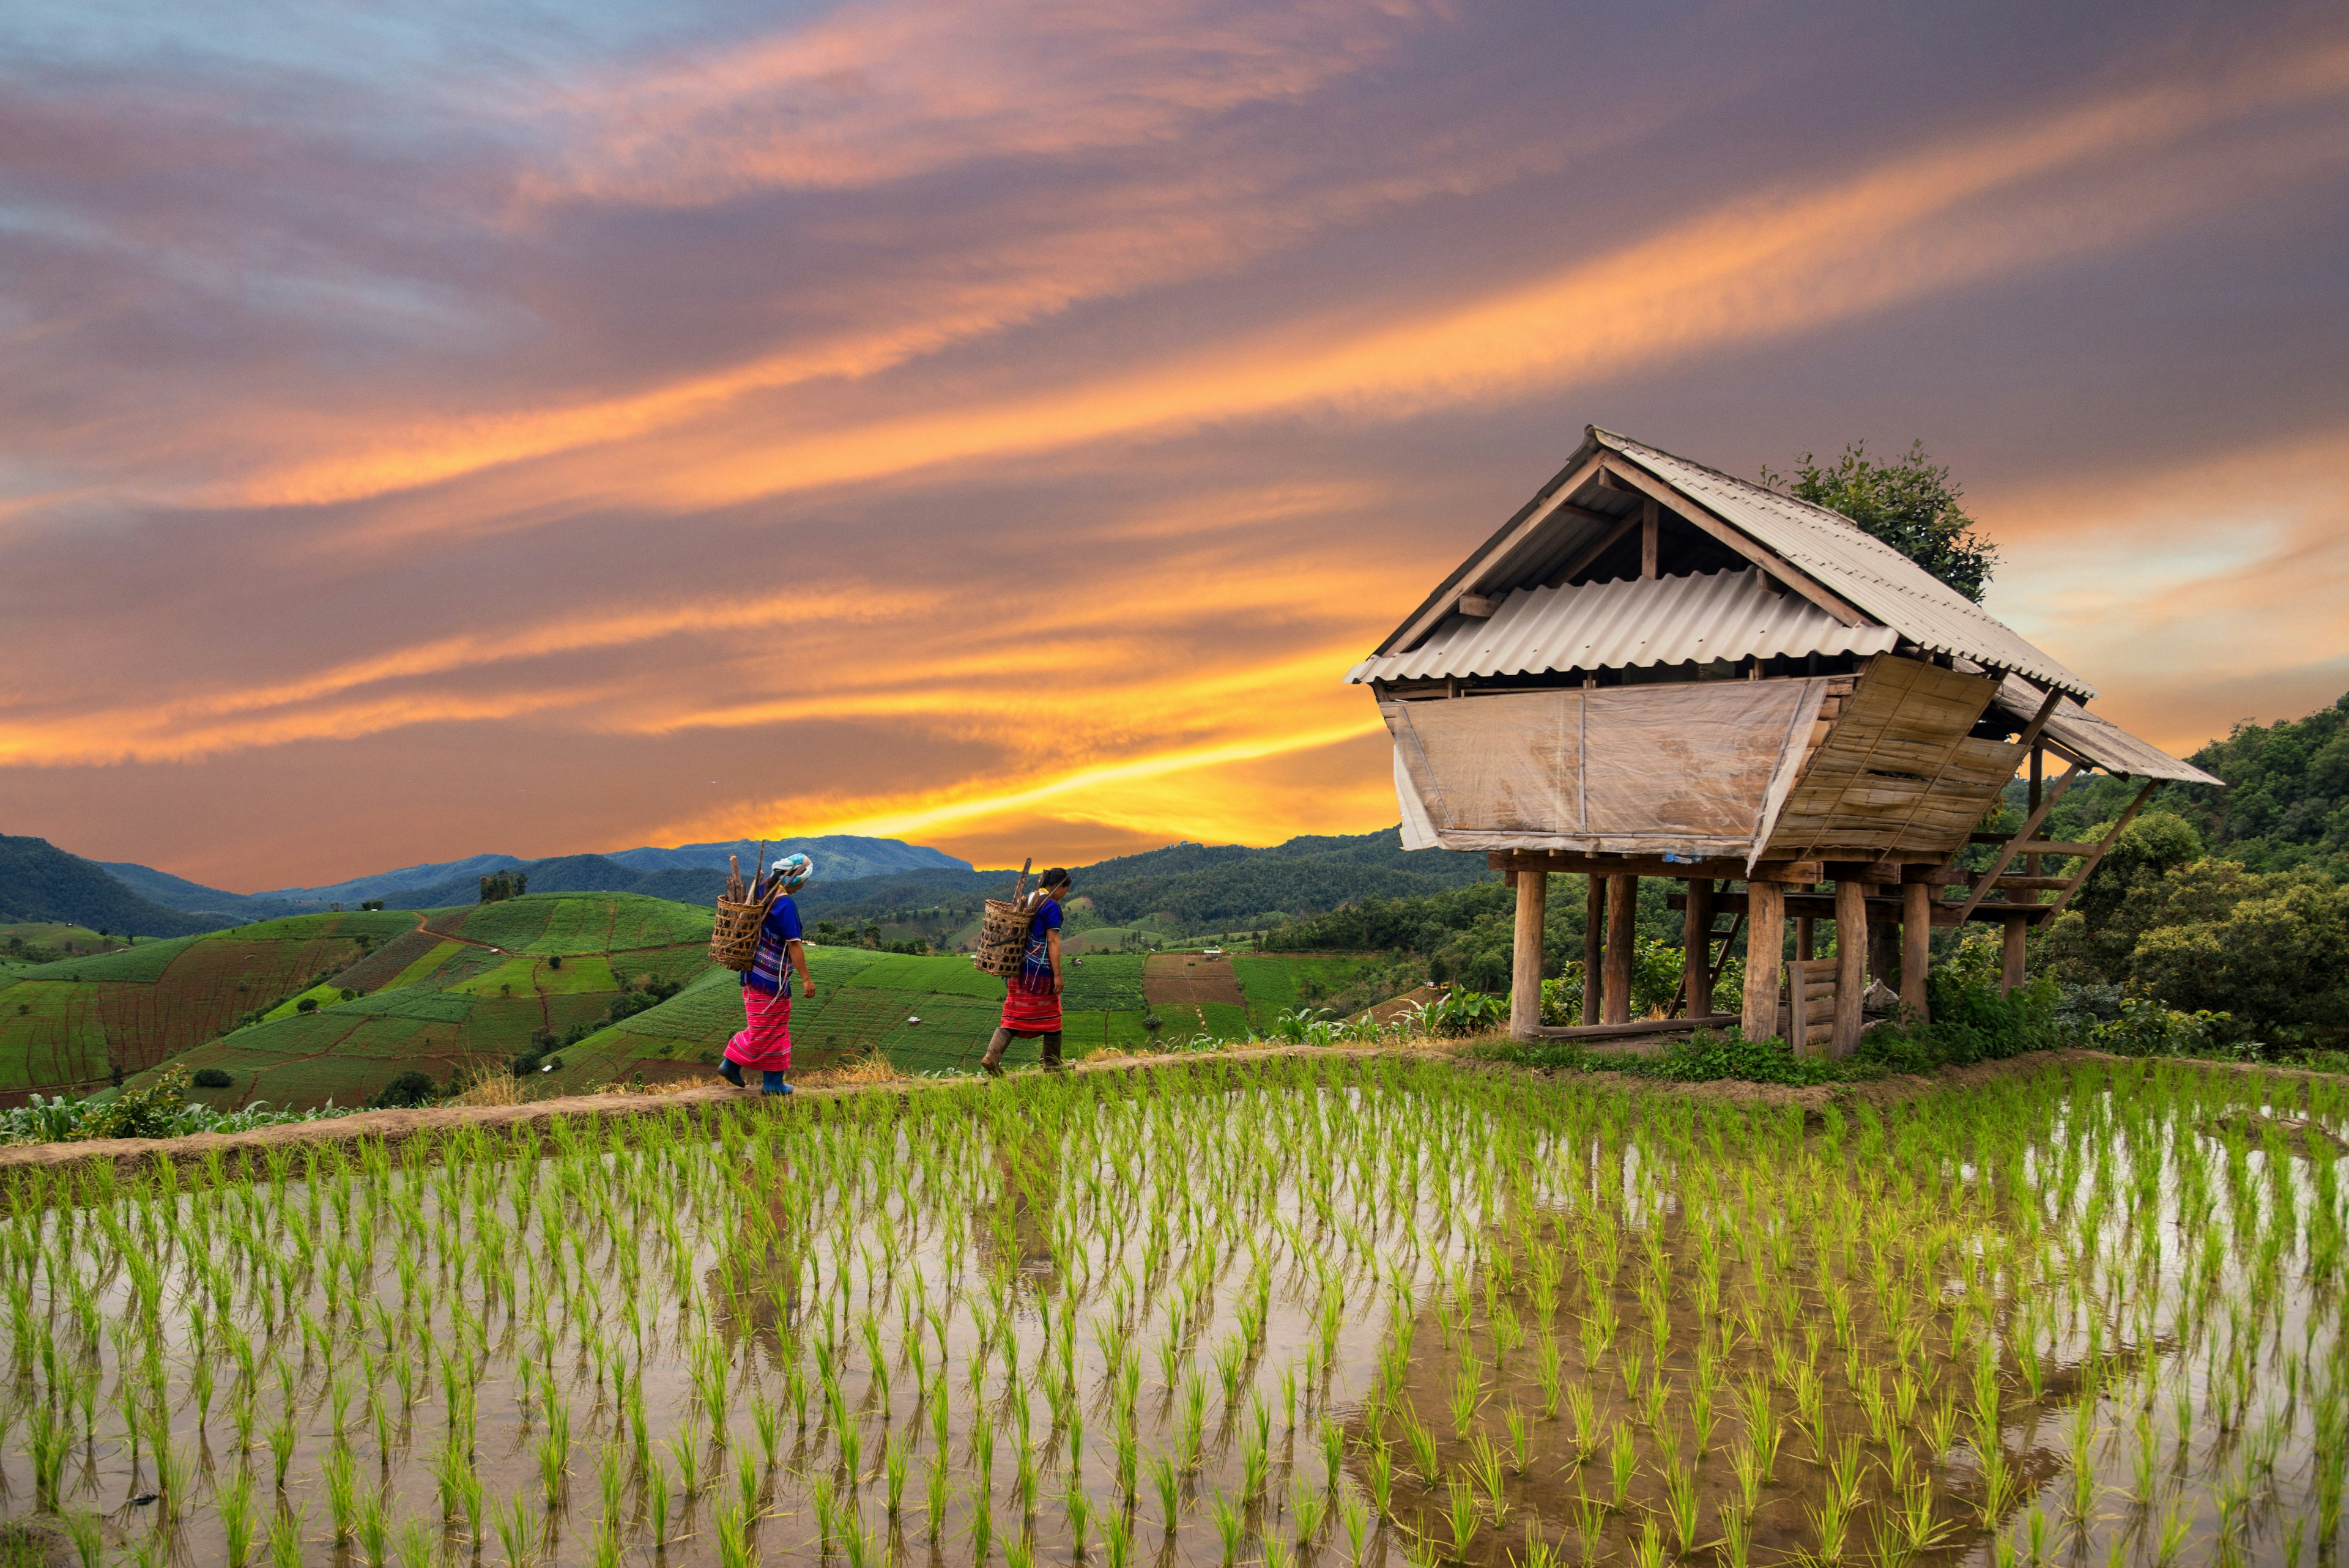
[0,1056,2342,1568]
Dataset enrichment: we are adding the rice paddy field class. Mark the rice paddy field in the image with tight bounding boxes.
[5,1053,2343,1568]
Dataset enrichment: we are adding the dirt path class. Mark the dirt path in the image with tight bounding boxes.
[0,1040,2205,1191]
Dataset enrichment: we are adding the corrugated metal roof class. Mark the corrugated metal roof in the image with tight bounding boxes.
[1346,569,1896,683]
[1986,675,2222,785]
[1593,429,2097,699]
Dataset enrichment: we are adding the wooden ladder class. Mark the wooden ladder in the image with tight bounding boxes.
[1944,772,2161,923]
[1784,959,1837,1052]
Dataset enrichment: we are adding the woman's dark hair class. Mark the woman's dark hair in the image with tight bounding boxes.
[1041,868,1072,890]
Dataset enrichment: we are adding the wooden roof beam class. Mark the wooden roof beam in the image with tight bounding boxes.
[1594,458,1869,627]
[1386,451,1608,653]
[1543,512,1641,588]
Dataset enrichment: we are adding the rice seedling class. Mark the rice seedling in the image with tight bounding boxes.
[1333,1488,1368,1562]
[1468,1434,1508,1521]
[1211,1489,1245,1565]
[250,1501,303,1568]
[1367,1437,1397,1516]
[1661,1444,1701,1555]
[221,1466,258,1567]
[926,1452,951,1539]
[1607,1424,1638,1510]
[646,1455,674,1547]
[1445,1479,1483,1559]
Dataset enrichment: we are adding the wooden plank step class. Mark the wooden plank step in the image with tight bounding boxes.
[1988,876,2076,891]
[1967,834,2099,855]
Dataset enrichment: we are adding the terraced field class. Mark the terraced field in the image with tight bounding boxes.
[0,911,415,1101]
[21,901,1409,1106]
[135,895,713,1109]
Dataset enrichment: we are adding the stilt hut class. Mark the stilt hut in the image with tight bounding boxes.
[1347,427,2221,1052]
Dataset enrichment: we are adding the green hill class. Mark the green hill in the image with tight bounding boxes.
[791,828,1493,945]
[547,946,1386,1089]
[20,887,1402,1109]
[0,835,219,937]
[0,909,415,1098]
[136,893,711,1109]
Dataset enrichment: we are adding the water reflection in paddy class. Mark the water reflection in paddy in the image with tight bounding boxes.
[1,1054,2342,1568]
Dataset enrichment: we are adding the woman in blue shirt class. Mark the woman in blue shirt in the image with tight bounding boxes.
[981,867,1071,1074]
[721,853,815,1094]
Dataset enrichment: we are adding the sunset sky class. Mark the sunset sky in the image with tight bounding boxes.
[5,0,2347,890]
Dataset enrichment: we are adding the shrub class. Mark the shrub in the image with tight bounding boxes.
[371,1071,440,1109]
[191,1067,234,1089]
[295,996,319,1014]
[73,1067,192,1141]
[1417,987,1509,1037]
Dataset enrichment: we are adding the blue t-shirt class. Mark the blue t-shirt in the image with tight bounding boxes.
[743,895,805,996]
[1015,898,1062,994]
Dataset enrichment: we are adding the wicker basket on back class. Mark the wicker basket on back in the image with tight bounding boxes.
[708,841,776,971]
[973,860,1034,979]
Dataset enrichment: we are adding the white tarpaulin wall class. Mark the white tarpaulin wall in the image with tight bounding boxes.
[1384,679,1825,857]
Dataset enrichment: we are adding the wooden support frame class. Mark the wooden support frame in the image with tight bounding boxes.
[1536,1014,1740,1043]
[1681,878,1713,1019]
[1509,867,1546,1041]
[1833,877,1867,1056]
[2000,913,2028,995]
[1545,513,1641,589]
[1741,879,1787,1043]
[1603,873,1636,1026]
[1668,889,2057,927]
[2039,778,2161,919]
[1639,497,1659,580]
[1594,458,1869,627]
[1947,762,2083,925]
[1491,851,1824,884]
[1583,875,1603,1026]
[1900,877,1931,1024]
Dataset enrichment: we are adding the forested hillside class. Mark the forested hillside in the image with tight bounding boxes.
[2047,692,2348,875]
[0,837,217,937]
[798,830,1493,934]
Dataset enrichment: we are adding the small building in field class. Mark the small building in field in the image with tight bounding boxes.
[1346,427,2219,1052]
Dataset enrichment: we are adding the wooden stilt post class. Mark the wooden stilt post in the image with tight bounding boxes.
[1795,916,1815,961]
[1742,878,1786,1043]
[1509,865,1547,1040]
[1832,877,1867,1056]
[1583,875,1603,1026]
[2001,912,2028,995]
[1900,876,1932,1024]
[1682,878,1713,1018]
[1603,873,1636,1025]
[1868,918,1901,993]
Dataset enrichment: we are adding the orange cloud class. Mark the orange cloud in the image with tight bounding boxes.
[261,34,2349,540]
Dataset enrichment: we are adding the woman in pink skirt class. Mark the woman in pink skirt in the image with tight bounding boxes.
[980,867,1071,1074]
[721,853,814,1095]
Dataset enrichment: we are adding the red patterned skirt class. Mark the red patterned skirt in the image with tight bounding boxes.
[1000,984,1061,1036]
[724,987,793,1071]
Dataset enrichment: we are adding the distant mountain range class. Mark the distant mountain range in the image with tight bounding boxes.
[12,825,1491,943]
[86,835,972,922]
[1,836,220,937]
